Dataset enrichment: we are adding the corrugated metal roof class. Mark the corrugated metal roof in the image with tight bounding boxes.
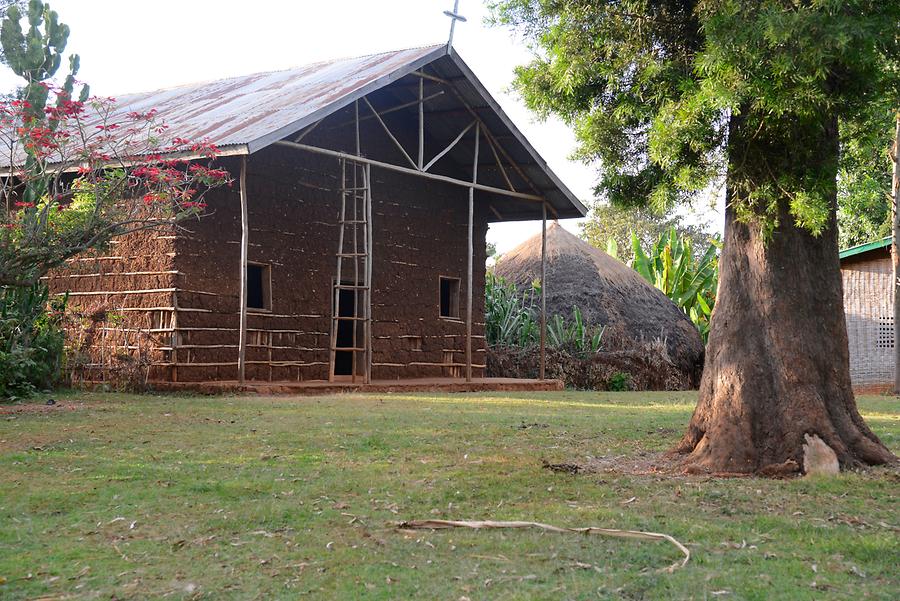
[113,45,446,152]
[6,44,585,219]
[839,236,892,260]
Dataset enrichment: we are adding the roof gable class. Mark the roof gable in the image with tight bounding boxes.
[110,45,585,219]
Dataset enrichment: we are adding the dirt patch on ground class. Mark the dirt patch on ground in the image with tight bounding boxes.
[0,400,85,415]
[543,451,682,477]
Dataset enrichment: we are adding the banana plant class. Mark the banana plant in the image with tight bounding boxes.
[631,227,719,342]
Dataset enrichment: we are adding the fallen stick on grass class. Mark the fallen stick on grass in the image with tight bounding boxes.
[396,519,690,573]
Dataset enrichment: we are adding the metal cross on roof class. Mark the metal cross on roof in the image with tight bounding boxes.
[444,0,467,50]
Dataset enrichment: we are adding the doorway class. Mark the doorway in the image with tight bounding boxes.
[332,284,364,378]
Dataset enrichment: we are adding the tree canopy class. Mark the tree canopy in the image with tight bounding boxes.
[580,201,712,263]
[491,0,900,238]
[836,104,895,248]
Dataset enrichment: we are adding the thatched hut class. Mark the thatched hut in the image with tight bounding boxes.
[494,222,705,380]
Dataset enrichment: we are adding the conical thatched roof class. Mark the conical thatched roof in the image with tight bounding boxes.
[494,222,704,377]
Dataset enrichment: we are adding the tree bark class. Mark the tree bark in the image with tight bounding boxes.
[675,112,896,474]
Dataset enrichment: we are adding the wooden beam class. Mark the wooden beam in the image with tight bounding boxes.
[540,203,547,381]
[466,124,480,383]
[410,70,451,85]
[274,141,545,202]
[362,96,417,170]
[485,134,516,192]
[332,91,444,129]
[423,120,475,172]
[293,118,322,143]
[237,156,249,384]
[418,78,425,170]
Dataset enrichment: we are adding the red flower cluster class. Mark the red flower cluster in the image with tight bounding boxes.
[2,90,233,233]
[126,108,158,121]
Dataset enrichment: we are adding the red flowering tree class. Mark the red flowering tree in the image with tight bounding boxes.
[0,1,229,396]
[0,2,230,287]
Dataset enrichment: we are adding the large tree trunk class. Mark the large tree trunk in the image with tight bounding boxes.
[675,112,896,475]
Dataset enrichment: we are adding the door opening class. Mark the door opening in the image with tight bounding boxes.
[333,285,364,377]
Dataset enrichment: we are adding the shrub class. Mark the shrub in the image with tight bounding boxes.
[606,371,631,392]
[0,284,66,399]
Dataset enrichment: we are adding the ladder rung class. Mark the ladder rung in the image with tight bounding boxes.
[340,220,368,224]
[332,347,367,352]
[337,253,368,257]
[334,284,369,289]
[333,316,366,321]
[340,187,369,192]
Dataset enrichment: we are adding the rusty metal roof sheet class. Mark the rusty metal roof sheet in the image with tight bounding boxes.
[114,45,447,153]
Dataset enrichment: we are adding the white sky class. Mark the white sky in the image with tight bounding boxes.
[1,0,722,254]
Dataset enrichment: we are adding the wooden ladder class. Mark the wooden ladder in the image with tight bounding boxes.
[330,158,372,383]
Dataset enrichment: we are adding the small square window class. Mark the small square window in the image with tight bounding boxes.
[439,277,460,319]
[246,263,271,311]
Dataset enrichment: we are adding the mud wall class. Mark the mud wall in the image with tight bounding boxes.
[45,223,178,385]
[49,100,493,385]
[172,121,489,383]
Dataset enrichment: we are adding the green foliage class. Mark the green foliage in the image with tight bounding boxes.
[485,272,603,355]
[836,107,895,248]
[485,271,538,348]
[606,371,631,392]
[631,227,719,341]
[491,0,900,235]
[545,306,604,358]
[581,202,712,263]
[0,283,65,399]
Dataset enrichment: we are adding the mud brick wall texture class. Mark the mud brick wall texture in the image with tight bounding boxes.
[45,223,179,383]
[51,109,492,385]
[175,133,489,382]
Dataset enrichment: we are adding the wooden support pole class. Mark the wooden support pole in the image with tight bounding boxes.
[330,158,348,382]
[237,156,249,384]
[540,203,547,381]
[418,77,424,170]
[366,162,374,384]
[892,113,900,394]
[466,123,480,382]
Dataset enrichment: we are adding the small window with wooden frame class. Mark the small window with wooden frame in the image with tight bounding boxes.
[246,262,272,312]
[439,276,461,319]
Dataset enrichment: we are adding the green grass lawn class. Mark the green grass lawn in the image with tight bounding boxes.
[1,390,897,600]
